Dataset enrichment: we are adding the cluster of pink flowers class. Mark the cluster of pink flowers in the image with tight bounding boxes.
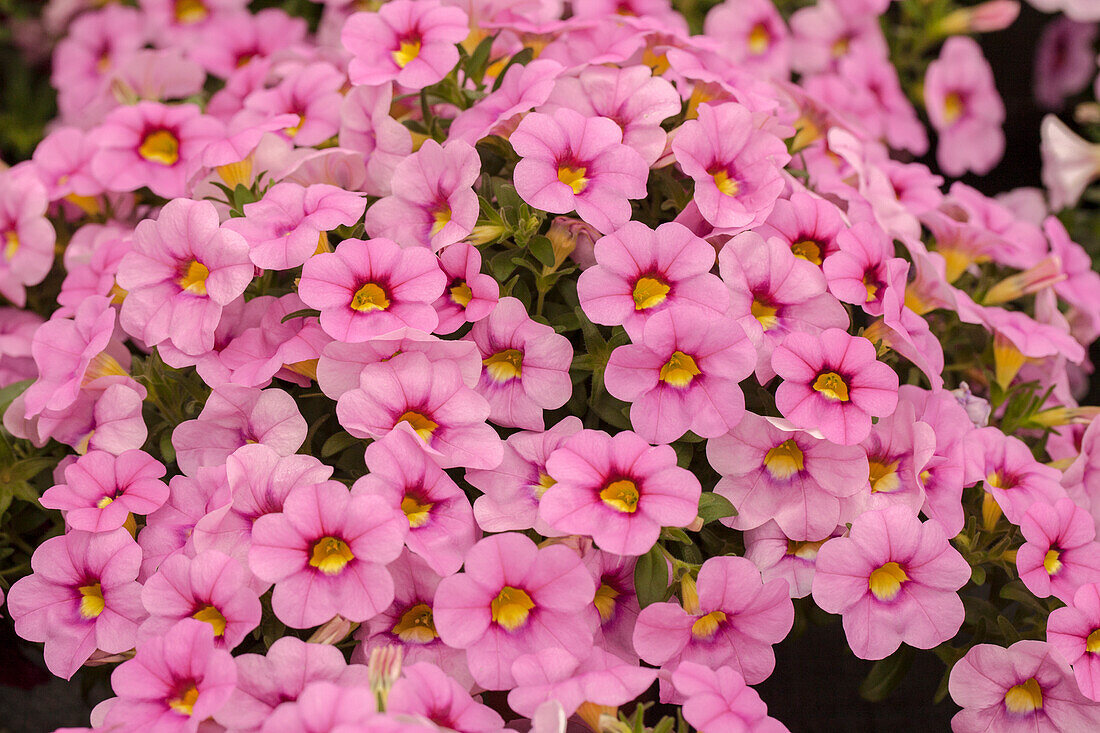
[1,0,1099,731]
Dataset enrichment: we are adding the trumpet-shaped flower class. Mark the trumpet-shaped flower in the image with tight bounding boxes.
[137,466,231,581]
[1047,583,1100,702]
[448,59,564,145]
[507,647,657,720]
[432,243,499,335]
[966,427,1068,526]
[41,449,168,534]
[0,168,55,308]
[754,192,845,268]
[744,521,846,600]
[1017,498,1100,604]
[671,661,790,733]
[388,662,505,732]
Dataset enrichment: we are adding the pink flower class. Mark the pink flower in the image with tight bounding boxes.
[0,308,41,387]
[633,556,793,688]
[718,230,849,383]
[41,449,168,533]
[966,427,1068,526]
[949,640,1100,732]
[158,295,271,388]
[116,198,254,357]
[671,661,789,733]
[822,221,896,316]
[541,64,680,166]
[298,237,446,343]
[57,224,131,315]
[465,296,573,430]
[186,8,307,77]
[137,466,231,580]
[1040,114,1100,212]
[432,243,498,334]
[772,328,899,446]
[255,681,406,733]
[1017,498,1100,604]
[365,140,481,251]
[23,295,127,418]
[709,413,868,542]
[604,309,755,444]
[433,532,597,690]
[223,182,366,270]
[448,59,563,145]
[582,549,642,662]
[6,528,145,679]
[507,647,657,719]
[248,481,408,628]
[1048,582,1100,702]
[466,416,582,535]
[104,619,237,732]
[745,522,845,600]
[1034,17,1097,110]
[388,662,504,731]
[0,167,55,307]
[754,192,845,268]
[789,0,885,75]
[353,428,477,576]
[140,550,261,650]
[342,0,469,89]
[336,351,503,470]
[812,505,970,660]
[354,552,471,687]
[216,293,331,389]
[215,636,368,732]
[577,220,729,340]
[923,37,1005,177]
[540,429,701,556]
[338,84,414,197]
[704,0,790,80]
[671,102,789,230]
[31,126,102,200]
[240,62,344,147]
[172,385,307,476]
[510,108,649,234]
[91,101,223,198]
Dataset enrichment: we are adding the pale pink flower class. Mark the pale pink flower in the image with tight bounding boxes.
[41,449,168,533]
[672,661,789,733]
[1017,498,1100,604]
[432,243,499,334]
[0,167,55,307]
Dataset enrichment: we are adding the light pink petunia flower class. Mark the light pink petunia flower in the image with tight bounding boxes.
[966,427,1069,526]
[671,661,789,733]
[1017,498,1100,604]
[388,662,505,732]
[508,647,657,720]
[338,84,414,197]
[744,521,847,600]
[448,59,564,145]
[239,62,344,148]
[1034,17,1097,110]
[41,449,168,533]
[137,466,231,581]
[812,505,971,660]
[432,243,499,334]
[1047,582,1100,702]
[0,167,55,307]
[753,192,846,269]
[704,0,791,80]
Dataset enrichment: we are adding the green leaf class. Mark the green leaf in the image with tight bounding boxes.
[0,378,32,414]
[528,235,556,268]
[697,492,736,523]
[281,308,321,323]
[491,47,534,91]
[465,32,496,86]
[659,527,692,545]
[633,544,669,609]
[651,718,676,733]
[321,431,360,458]
[6,457,55,483]
[859,645,914,702]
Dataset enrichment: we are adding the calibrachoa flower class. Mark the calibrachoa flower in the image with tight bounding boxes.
[1016,498,1100,604]
[966,427,1068,526]
[365,139,481,251]
[448,59,564,145]
[298,237,446,343]
[240,62,344,148]
[540,429,701,556]
[812,505,971,660]
[708,413,868,542]
[1048,582,1100,702]
[604,309,755,444]
[432,243,498,335]
[578,220,729,340]
[510,108,649,234]
[102,619,237,732]
[0,167,55,307]
[772,328,899,446]
[249,481,407,628]
[821,221,896,316]
[949,640,1100,732]
[353,427,478,577]
[671,661,790,733]
[342,0,469,90]
[633,556,793,689]
[754,192,845,268]
[433,532,597,690]
[116,198,254,357]
[745,522,845,600]
[6,528,145,679]
[670,102,790,231]
[138,467,232,581]
[41,449,168,533]
[465,296,573,431]
[388,662,505,732]
[507,647,657,721]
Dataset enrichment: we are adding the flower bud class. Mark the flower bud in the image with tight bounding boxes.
[981,256,1065,306]
[936,1,1020,36]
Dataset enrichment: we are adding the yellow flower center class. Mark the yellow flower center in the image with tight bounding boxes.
[786,539,827,560]
[943,92,964,125]
[393,39,422,68]
[533,472,556,498]
[1087,629,1100,653]
[712,169,740,196]
[483,348,523,382]
[1004,677,1043,714]
[831,36,850,58]
[985,471,1014,490]
[309,536,354,576]
[600,479,639,513]
[391,603,438,644]
[751,299,779,331]
[449,281,473,307]
[350,282,390,312]
[764,439,805,480]
[748,24,770,55]
[398,410,438,442]
[430,207,451,237]
[178,260,209,296]
[173,0,208,24]
[1044,549,1063,576]
[284,114,306,139]
[3,230,18,260]
[691,610,727,639]
[139,130,180,166]
[401,495,434,528]
[192,605,227,636]
[868,561,908,601]
[632,276,670,310]
[869,459,901,493]
[813,371,850,402]
[78,582,105,619]
[286,359,318,381]
[791,239,823,265]
[491,586,535,631]
[109,280,128,305]
[557,165,589,194]
[659,350,701,388]
[85,351,128,385]
[168,683,200,716]
[593,583,619,623]
[863,272,880,302]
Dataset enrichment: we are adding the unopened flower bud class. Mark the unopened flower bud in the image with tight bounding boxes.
[981,256,1065,306]
[936,1,1020,36]
[547,216,600,270]
[950,382,991,427]
[307,614,355,645]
